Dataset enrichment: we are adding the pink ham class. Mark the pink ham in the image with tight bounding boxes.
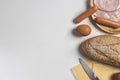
[94,0,119,11]
[92,0,120,22]
[94,10,110,19]
[107,8,120,22]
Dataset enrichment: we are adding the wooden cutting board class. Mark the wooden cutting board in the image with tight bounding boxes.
[71,60,115,80]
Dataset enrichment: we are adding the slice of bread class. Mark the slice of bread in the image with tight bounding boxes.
[81,35,120,67]
[90,0,120,34]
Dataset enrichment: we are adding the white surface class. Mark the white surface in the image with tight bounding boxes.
[0,0,118,80]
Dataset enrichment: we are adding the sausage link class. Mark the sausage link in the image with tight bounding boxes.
[95,17,120,28]
[73,6,98,24]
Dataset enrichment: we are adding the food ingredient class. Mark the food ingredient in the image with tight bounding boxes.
[95,17,120,28]
[114,73,120,80]
[75,24,91,36]
[71,60,115,80]
[82,35,120,67]
[73,6,98,23]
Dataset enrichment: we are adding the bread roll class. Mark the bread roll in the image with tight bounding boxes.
[81,35,120,67]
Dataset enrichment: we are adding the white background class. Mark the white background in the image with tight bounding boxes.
[0,0,118,80]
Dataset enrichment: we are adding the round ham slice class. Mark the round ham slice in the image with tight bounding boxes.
[92,0,120,22]
[94,10,110,19]
[107,8,120,22]
[94,0,119,12]
[90,0,120,34]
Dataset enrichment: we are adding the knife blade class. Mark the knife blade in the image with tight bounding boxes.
[79,58,100,80]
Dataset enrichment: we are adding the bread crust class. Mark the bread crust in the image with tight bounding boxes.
[90,0,120,34]
[81,35,120,67]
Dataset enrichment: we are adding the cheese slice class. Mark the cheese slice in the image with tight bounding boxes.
[71,60,115,80]
[93,63,115,80]
[71,60,93,80]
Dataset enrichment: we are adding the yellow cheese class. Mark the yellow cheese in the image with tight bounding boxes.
[71,60,93,80]
[71,60,115,80]
[93,63,114,80]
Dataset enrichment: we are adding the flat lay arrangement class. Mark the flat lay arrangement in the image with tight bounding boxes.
[1,0,120,80]
[71,0,120,80]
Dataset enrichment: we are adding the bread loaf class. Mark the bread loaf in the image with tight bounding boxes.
[81,35,120,67]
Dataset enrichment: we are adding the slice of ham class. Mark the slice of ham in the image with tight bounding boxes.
[94,10,110,19]
[107,8,120,22]
[92,0,120,22]
[94,0,119,12]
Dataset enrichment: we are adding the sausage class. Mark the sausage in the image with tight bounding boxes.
[95,17,120,28]
[73,6,98,24]
[113,73,120,80]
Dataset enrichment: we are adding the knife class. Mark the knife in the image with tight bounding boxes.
[79,58,100,80]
